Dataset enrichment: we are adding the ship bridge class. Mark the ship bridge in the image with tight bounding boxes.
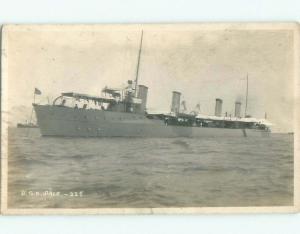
[52,83,148,114]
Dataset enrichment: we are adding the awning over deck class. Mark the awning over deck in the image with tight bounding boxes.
[196,114,272,125]
[61,92,116,104]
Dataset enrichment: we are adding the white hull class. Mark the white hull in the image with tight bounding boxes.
[34,105,270,138]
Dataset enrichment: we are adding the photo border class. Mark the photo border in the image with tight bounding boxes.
[1,23,299,215]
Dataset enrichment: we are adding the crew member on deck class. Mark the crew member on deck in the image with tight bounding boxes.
[61,99,66,106]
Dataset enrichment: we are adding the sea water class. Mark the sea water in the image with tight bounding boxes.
[7,128,293,208]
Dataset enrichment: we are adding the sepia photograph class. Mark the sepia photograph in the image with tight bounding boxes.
[1,23,299,214]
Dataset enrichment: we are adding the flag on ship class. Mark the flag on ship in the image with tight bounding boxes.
[34,88,42,95]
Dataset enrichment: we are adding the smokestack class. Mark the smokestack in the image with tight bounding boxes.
[171,91,181,114]
[215,98,223,117]
[137,85,148,113]
[234,101,242,118]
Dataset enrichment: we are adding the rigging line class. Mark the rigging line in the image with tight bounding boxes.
[244,73,249,117]
[134,30,144,96]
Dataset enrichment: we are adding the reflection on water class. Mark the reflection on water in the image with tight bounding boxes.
[8,127,293,208]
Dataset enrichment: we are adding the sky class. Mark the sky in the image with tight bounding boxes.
[3,24,296,132]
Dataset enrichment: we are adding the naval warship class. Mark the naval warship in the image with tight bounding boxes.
[33,32,271,138]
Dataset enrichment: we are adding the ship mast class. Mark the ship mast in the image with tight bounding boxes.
[244,73,249,117]
[134,30,144,96]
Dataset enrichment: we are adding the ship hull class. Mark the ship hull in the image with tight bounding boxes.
[34,104,270,138]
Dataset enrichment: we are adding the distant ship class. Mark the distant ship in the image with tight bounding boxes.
[17,97,39,129]
[33,31,272,138]
[17,122,39,128]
